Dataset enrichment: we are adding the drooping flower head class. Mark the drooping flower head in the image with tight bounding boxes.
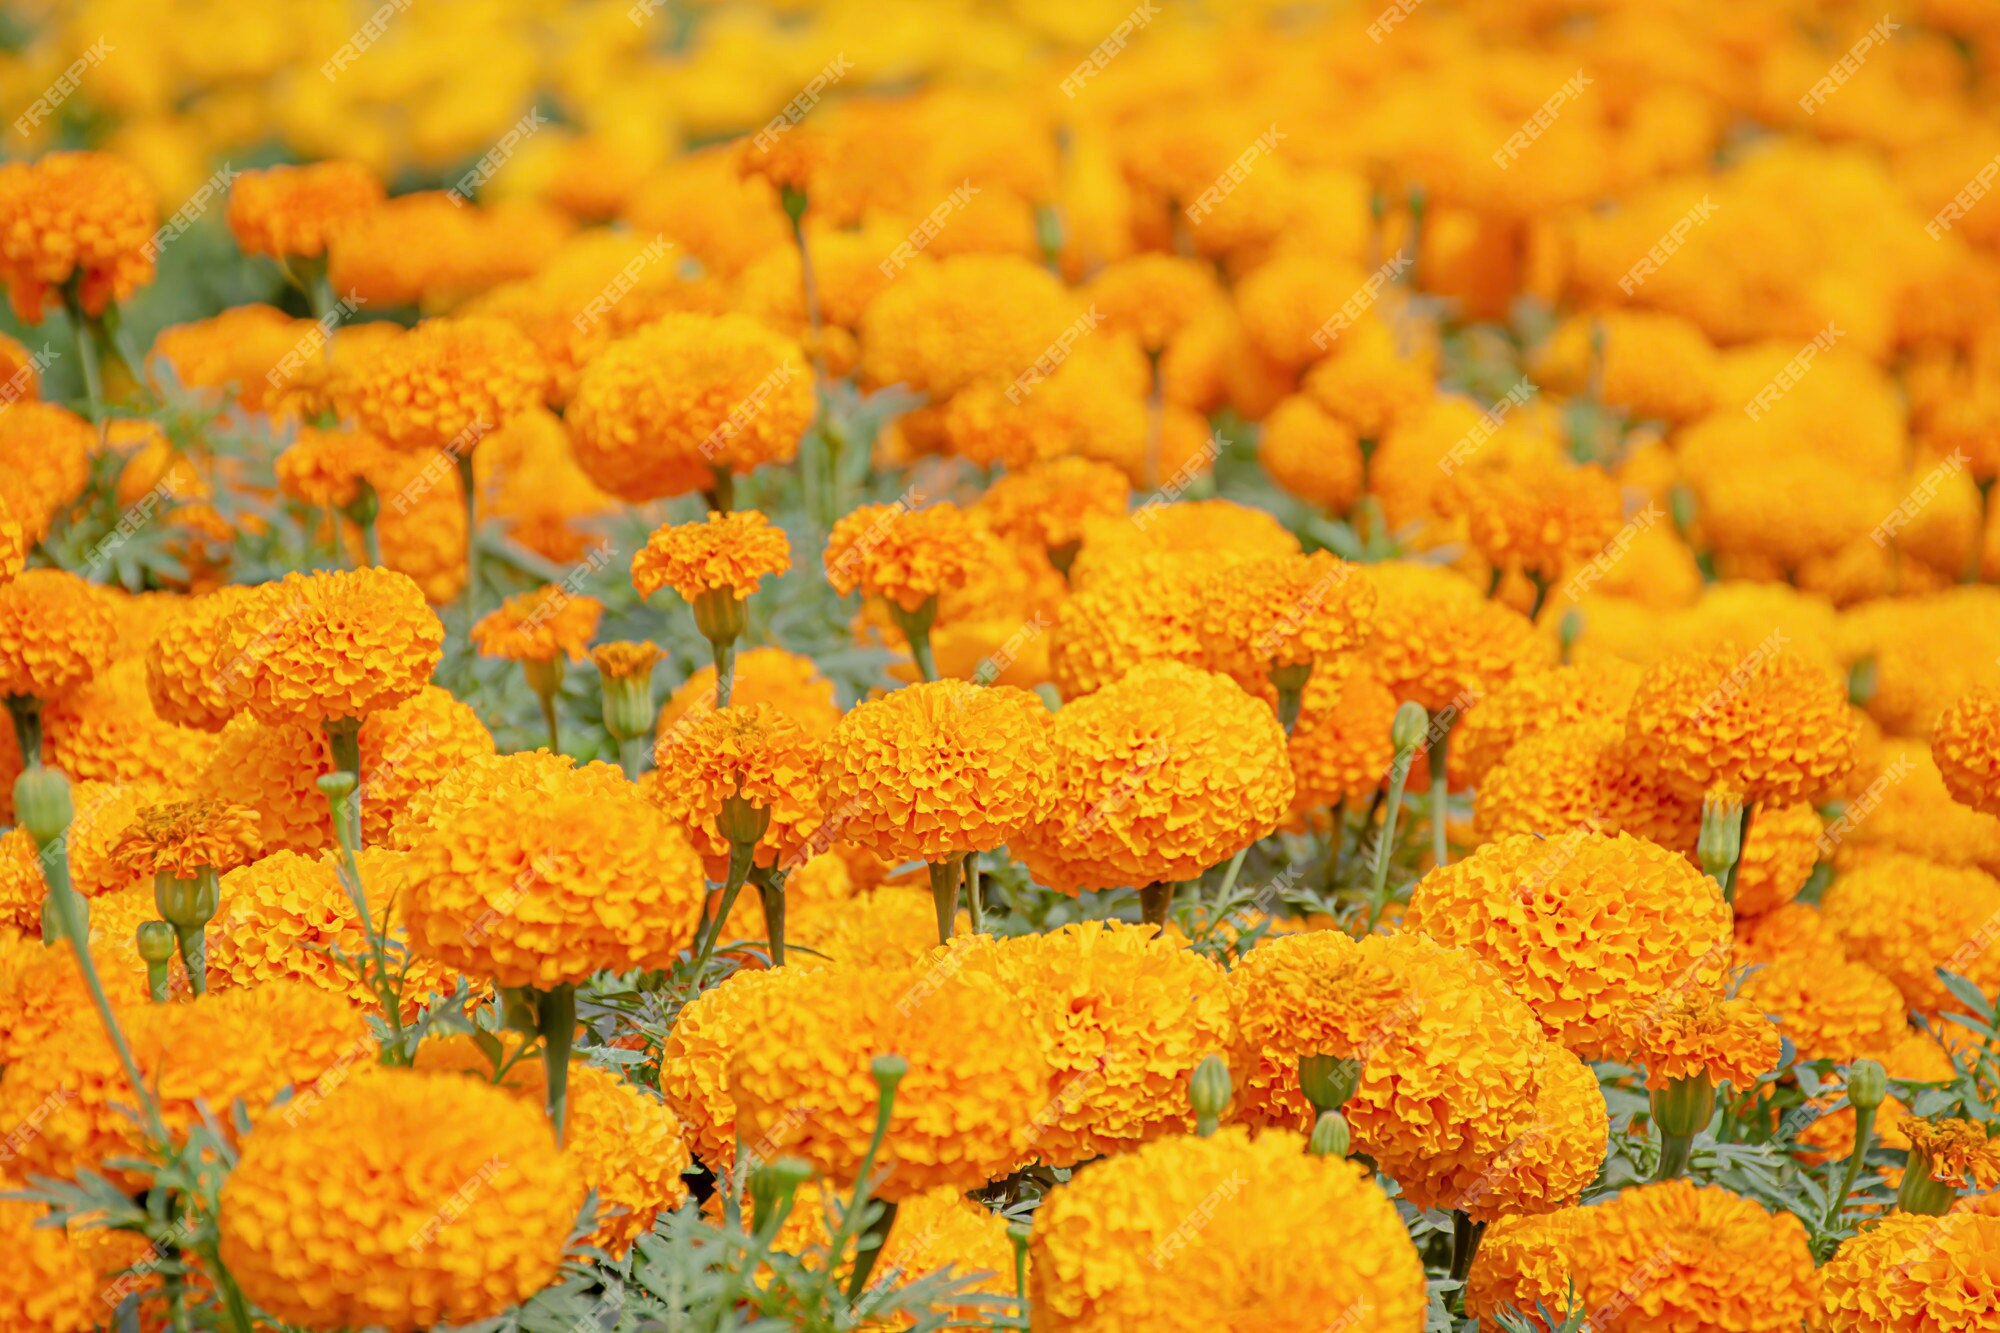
[646,703,823,875]
[470,584,603,663]
[228,160,385,260]
[0,151,157,323]
[337,316,550,454]
[632,509,792,602]
[824,500,980,614]
[215,568,444,728]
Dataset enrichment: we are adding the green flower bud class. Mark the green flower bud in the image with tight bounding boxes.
[135,920,177,966]
[692,587,749,647]
[1649,1072,1718,1139]
[1390,701,1428,754]
[14,767,71,846]
[155,868,220,932]
[1307,1110,1351,1159]
[1189,1053,1232,1135]
[1847,1059,1889,1113]
[871,1053,909,1091]
[316,770,358,802]
[1299,1053,1363,1114]
[1696,795,1745,882]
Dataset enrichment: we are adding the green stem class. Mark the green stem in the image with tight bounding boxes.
[1367,755,1415,931]
[712,637,737,709]
[1139,882,1173,929]
[1653,1132,1694,1181]
[44,844,167,1143]
[617,735,648,782]
[457,451,480,629]
[691,840,756,975]
[537,687,560,754]
[1823,1104,1877,1228]
[889,600,938,684]
[1430,719,1453,869]
[1968,478,1994,584]
[64,286,107,439]
[1215,846,1248,902]
[1448,1210,1485,1283]
[927,857,962,944]
[1718,802,1755,906]
[840,1062,904,1303]
[174,924,206,996]
[704,466,736,514]
[538,982,577,1144]
[846,1198,900,1303]
[754,867,786,966]
[323,718,363,850]
[5,693,41,768]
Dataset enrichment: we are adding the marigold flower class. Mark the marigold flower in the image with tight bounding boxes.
[1465,1209,1586,1328]
[1616,992,1783,1090]
[727,963,1050,1198]
[1832,741,2000,872]
[1286,658,1401,809]
[273,425,400,511]
[43,656,218,785]
[1903,1116,2000,1191]
[1048,551,1208,701]
[1363,561,1555,712]
[1472,719,1701,850]
[0,932,150,1065]
[1195,549,1376,693]
[470,584,602,664]
[337,315,550,454]
[219,1069,582,1333]
[1067,501,1298,587]
[0,402,93,544]
[1819,851,2000,1016]
[215,567,444,728]
[1730,800,1823,917]
[633,509,791,601]
[660,964,825,1167]
[0,779,161,912]
[385,748,627,851]
[1816,1210,2000,1333]
[1734,950,1910,1064]
[973,457,1133,567]
[227,160,384,260]
[1084,253,1225,353]
[1015,662,1292,892]
[857,253,1080,399]
[787,886,953,969]
[1934,685,2000,819]
[0,567,115,701]
[111,797,259,880]
[1259,394,1366,515]
[823,500,980,615]
[945,923,1232,1167]
[819,679,1053,865]
[658,646,842,742]
[1406,830,1733,1059]
[1436,458,1625,585]
[568,312,813,501]
[1625,640,1859,803]
[0,151,157,323]
[1454,659,1644,785]
[403,779,706,989]
[0,1199,98,1331]
[646,703,823,876]
[145,586,264,731]
[1028,1126,1428,1331]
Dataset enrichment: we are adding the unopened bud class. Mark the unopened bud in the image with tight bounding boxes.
[136,920,177,966]
[14,767,71,846]
[1308,1109,1351,1158]
[1846,1059,1888,1113]
[1189,1053,1232,1134]
[1299,1053,1363,1114]
[1390,702,1428,754]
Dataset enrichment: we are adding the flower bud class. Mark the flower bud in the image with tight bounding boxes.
[594,643,661,743]
[14,767,71,846]
[1308,1110,1351,1159]
[1299,1053,1363,1114]
[1696,795,1744,883]
[871,1053,909,1092]
[1650,1072,1718,1140]
[317,771,358,802]
[135,920,177,966]
[1846,1059,1888,1113]
[1390,702,1428,754]
[155,868,220,932]
[1189,1053,1232,1135]
[691,587,748,647]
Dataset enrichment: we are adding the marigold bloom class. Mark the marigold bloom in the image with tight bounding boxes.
[1028,1126,1427,1331]
[1048,551,1208,701]
[403,779,706,989]
[44,656,218,785]
[1819,851,2000,1016]
[727,963,1050,1198]
[219,1069,581,1332]
[273,425,400,511]
[946,923,1232,1167]
[1730,800,1823,917]
[338,316,550,453]
[1286,658,1401,809]
[1816,1210,2000,1332]
[470,584,602,663]
[633,509,791,601]
[1406,830,1733,1059]
[568,312,813,501]
[1833,741,2000,872]
[1465,1209,1586,1328]
[1195,549,1376,691]
[385,748,627,851]
[0,779,160,911]
[1363,561,1555,711]
[973,457,1132,565]
[0,933,150,1065]
[787,886,952,969]
[227,160,384,259]
[216,567,444,728]
[857,253,1080,399]
[1435,458,1624,584]
[1067,501,1298,587]
[1625,640,1859,803]
[1455,660,1644,785]
[0,151,157,323]
[111,797,259,880]
[0,567,115,701]
[1617,992,1783,1090]
[823,500,980,614]
[1734,950,1910,1064]
[1016,662,1292,892]
[658,646,842,742]
[1472,720,1700,850]
[0,1199,98,1331]
[1904,1117,2000,1191]
[1259,394,1366,515]
[1084,253,1225,353]
[1934,686,2000,818]
[646,703,822,876]
[145,585,264,731]
[660,964,823,1167]
[819,679,1053,864]
[0,402,93,545]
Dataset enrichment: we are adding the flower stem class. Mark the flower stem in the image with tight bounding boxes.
[692,840,756,975]
[712,637,737,709]
[962,854,983,935]
[753,865,786,966]
[1653,1132,1694,1181]
[5,693,42,767]
[457,451,480,628]
[538,981,577,1144]
[927,856,962,943]
[1448,1210,1485,1283]
[1139,881,1173,929]
[1823,1103,1877,1228]
[1367,754,1415,931]
[1430,718,1453,869]
[617,735,648,782]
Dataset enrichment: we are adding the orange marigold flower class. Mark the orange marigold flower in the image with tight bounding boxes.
[1466,1209,1586,1329]
[1934,686,2000,819]
[1730,800,1824,917]
[0,495,23,586]
[786,886,951,969]
[824,500,980,614]
[1434,458,1624,584]
[273,424,400,510]
[403,779,706,989]
[590,639,661,684]
[0,151,157,323]
[633,509,791,602]
[1734,950,1910,1064]
[857,253,1081,400]
[658,646,841,742]
[568,312,813,501]
[659,964,823,1166]
[1406,830,1734,1059]
[218,1068,581,1333]
[0,401,93,545]
[1903,1116,2000,1190]
[0,932,151,1066]
[1027,1126,1428,1331]
[645,703,822,876]
[470,584,602,664]
[1363,561,1555,712]
[1625,640,1859,804]
[145,585,263,731]
[1015,662,1292,893]
[1616,992,1783,1090]
[1067,500,1298,587]
[1472,720,1700,851]
[337,316,550,454]
[726,963,1051,1198]
[385,748,626,851]
[1819,851,2000,1016]
[43,656,219,786]
[1048,551,1207,701]
[227,160,384,260]
[0,779,159,915]
[1194,549,1376,692]
[0,1199,99,1331]
[1287,658,1401,809]
[215,568,444,728]
[973,457,1132,566]
[1259,394,1366,515]
[1084,253,1225,353]
[819,679,1053,864]
[1454,659,1644,785]
[0,567,115,700]
[1816,1210,2000,1333]
[111,797,259,879]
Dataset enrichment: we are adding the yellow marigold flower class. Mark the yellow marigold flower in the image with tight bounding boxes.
[219,1069,582,1333]
[1435,458,1624,584]
[0,401,94,544]
[727,963,1050,1198]
[1730,800,1823,917]
[0,151,156,323]
[973,457,1132,566]
[1048,551,1207,701]
[0,933,150,1066]
[1287,658,1401,809]
[1735,901,1846,966]
[0,981,365,1190]
[1735,950,1910,1064]
[272,424,400,510]
[1838,588,2000,738]
[1084,253,1225,353]
[1820,851,2000,1016]
[1617,992,1783,1090]
[1194,549,1376,691]
[403,779,706,989]
[1066,500,1298,587]
[1834,741,2000,872]
[0,1199,98,1331]
[1028,1125,1428,1331]
[568,312,813,501]
[659,646,842,743]
[1363,561,1556,712]
[646,703,822,877]
[1466,1209,1586,1329]
[111,797,258,879]
[857,253,1080,400]
[819,679,1053,865]
[227,160,384,259]
[1300,319,1438,441]
[787,886,950,970]
[1531,310,1721,424]
[1625,640,1859,803]
[201,685,495,855]
[1903,1117,2000,1191]
[470,584,602,664]
[0,568,115,700]
[633,509,792,602]
[1816,1210,2000,1333]
[590,639,661,684]
[326,191,571,317]
[1934,686,2000,819]
[933,347,1149,471]
[824,500,979,614]
[145,586,263,731]
[43,656,218,786]
[337,315,550,454]
[1406,830,1733,1059]
[1259,394,1365,515]
[1016,662,1292,892]
[216,568,444,728]
[385,748,626,851]
[945,922,1232,1167]
[1472,720,1699,850]
[418,1038,689,1257]
[1455,660,1644,785]
[660,963,825,1167]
